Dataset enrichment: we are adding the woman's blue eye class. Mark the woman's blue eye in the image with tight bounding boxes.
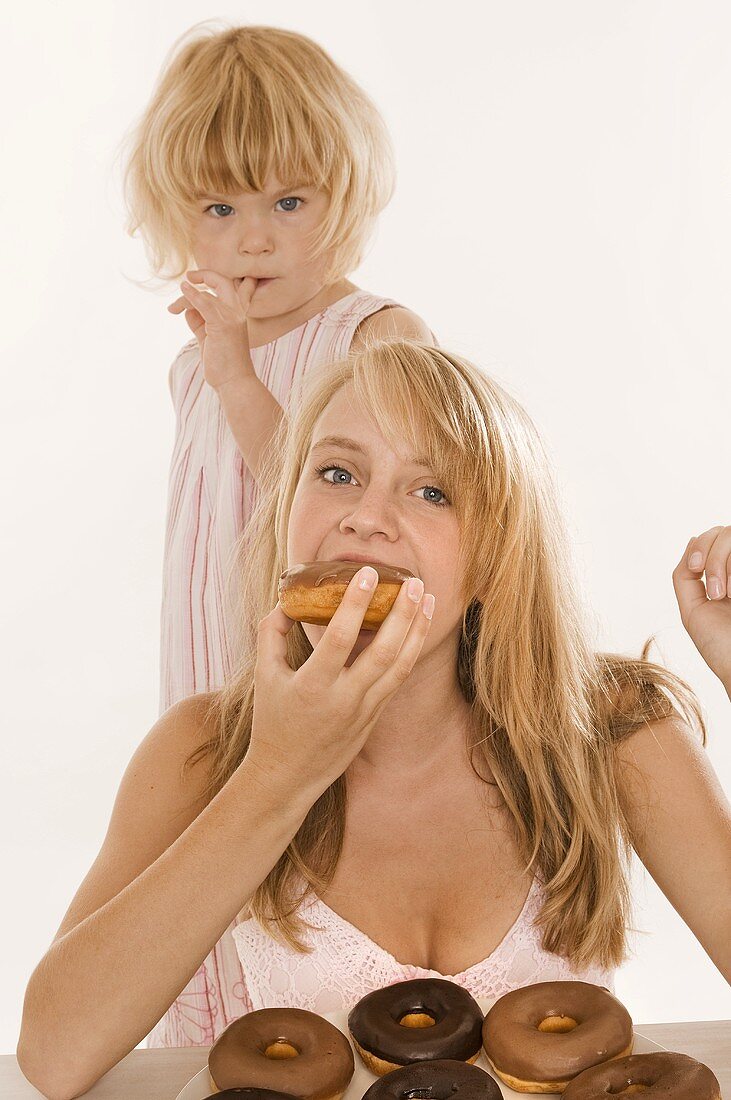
[276,196,303,212]
[314,464,449,507]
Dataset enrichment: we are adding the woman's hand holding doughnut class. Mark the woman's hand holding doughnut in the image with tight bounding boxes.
[167,268,259,390]
[246,565,434,796]
[673,525,731,695]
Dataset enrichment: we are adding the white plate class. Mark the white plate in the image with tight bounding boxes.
[175,998,668,1099]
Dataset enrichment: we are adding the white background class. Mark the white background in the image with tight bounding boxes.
[2,0,730,1058]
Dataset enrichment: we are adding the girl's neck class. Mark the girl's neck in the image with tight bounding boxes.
[247,277,359,350]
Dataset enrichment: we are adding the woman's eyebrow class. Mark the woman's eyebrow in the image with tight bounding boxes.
[309,435,432,468]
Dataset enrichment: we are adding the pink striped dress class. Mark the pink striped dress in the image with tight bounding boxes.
[147,288,401,1046]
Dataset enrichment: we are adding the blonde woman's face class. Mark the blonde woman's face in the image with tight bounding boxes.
[287,384,465,665]
[190,174,333,320]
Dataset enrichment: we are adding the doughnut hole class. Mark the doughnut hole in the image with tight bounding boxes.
[399,1012,436,1028]
[537,1015,579,1033]
[264,1039,300,1059]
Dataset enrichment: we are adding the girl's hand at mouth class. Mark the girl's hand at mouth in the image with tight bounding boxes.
[167,269,258,390]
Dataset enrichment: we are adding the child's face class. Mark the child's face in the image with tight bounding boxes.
[287,383,464,667]
[189,174,335,321]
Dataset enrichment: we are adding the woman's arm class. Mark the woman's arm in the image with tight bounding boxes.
[16,694,322,1100]
[614,714,731,981]
[673,524,731,700]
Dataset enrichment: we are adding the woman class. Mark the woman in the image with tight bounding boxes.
[17,340,731,1098]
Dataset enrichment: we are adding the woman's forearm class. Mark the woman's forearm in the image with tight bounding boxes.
[17,760,319,1099]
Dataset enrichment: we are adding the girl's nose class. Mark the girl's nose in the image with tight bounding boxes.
[237,218,274,255]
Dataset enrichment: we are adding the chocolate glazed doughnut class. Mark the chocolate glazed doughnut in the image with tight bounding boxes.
[203,1091,302,1099]
[348,978,484,1076]
[481,980,633,1093]
[278,560,414,629]
[562,1051,721,1100]
[362,1058,503,1099]
[207,1007,355,1098]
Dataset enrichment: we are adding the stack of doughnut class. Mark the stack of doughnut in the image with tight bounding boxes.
[278,560,414,629]
[200,969,720,1099]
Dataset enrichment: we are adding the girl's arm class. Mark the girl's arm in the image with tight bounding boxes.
[215,369,284,482]
[615,713,731,981]
[16,694,322,1100]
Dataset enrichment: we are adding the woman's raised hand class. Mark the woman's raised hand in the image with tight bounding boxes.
[246,566,435,795]
[167,270,258,390]
[673,526,731,695]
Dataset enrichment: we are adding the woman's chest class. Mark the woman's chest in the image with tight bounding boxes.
[317,782,533,976]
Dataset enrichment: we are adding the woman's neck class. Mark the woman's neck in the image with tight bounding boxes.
[247,277,358,349]
[347,645,476,782]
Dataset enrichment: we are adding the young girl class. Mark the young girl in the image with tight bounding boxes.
[119,22,435,1044]
[18,341,730,1099]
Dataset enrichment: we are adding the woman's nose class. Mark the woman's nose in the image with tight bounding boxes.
[340,488,399,539]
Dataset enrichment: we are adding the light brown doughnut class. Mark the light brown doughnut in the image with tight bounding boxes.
[278,560,414,629]
[207,1007,355,1099]
[482,980,634,1093]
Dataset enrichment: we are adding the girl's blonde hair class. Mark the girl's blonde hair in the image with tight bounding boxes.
[119,21,396,285]
[188,339,704,971]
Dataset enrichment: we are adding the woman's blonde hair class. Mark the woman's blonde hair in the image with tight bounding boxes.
[119,21,395,286]
[188,339,704,971]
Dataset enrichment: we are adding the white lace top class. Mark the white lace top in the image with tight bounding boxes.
[231,877,616,1015]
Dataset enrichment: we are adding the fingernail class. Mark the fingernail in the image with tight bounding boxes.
[407,577,424,602]
[688,552,703,570]
[422,593,435,619]
[708,576,723,599]
[358,566,378,590]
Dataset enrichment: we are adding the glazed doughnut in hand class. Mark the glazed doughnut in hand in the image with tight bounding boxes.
[348,977,484,1076]
[207,1007,355,1098]
[481,980,633,1093]
[278,560,415,629]
[562,1050,721,1099]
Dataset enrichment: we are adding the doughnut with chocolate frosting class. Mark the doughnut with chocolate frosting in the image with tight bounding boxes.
[562,1050,721,1100]
[361,1058,502,1099]
[278,560,414,629]
[202,1091,301,1099]
[481,980,633,1092]
[347,978,484,1076]
[207,1007,354,1098]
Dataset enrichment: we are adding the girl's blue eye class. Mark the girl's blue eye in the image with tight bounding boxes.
[205,203,234,218]
[204,197,303,218]
[314,464,449,507]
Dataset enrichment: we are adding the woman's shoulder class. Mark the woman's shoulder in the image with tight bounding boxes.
[155,691,221,773]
